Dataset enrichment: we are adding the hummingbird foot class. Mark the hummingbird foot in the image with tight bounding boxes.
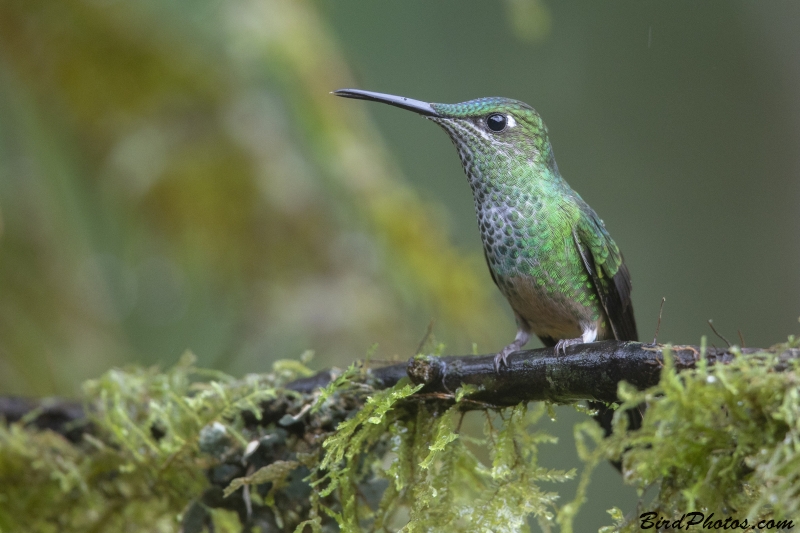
[493,346,514,372]
[554,337,584,356]
[494,329,531,372]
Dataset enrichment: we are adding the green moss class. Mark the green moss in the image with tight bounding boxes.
[0,352,305,532]
[599,336,800,530]
[305,387,572,532]
[3,336,800,532]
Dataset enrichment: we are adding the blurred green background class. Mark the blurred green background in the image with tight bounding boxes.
[1,0,798,529]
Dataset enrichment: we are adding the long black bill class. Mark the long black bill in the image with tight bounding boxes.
[333,88,439,117]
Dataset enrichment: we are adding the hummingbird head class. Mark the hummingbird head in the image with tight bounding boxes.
[429,98,555,171]
[333,89,557,174]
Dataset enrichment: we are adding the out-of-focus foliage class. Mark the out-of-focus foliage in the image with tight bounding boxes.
[0,0,507,395]
[502,0,552,43]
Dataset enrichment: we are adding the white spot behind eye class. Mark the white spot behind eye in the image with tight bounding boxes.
[506,115,517,128]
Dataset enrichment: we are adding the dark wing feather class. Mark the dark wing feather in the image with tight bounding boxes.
[610,261,638,341]
[572,209,638,342]
[573,205,642,452]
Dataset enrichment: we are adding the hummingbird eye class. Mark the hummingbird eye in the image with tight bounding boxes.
[486,113,508,132]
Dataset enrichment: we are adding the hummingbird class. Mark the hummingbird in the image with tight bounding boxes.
[334,89,638,370]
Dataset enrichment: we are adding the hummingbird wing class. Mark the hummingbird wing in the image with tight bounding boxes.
[573,204,643,457]
[572,207,638,342]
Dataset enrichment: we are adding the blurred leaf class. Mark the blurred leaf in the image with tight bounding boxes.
[0,0,505,395]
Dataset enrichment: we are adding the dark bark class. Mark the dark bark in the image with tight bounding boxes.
[404,341,733,406]
[0,395,88,442]
[4,341,797,434]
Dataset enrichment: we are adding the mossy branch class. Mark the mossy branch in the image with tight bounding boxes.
[2,338,800,532]
[5,341,799,431]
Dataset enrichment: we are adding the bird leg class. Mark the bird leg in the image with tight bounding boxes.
[494,328,530,371]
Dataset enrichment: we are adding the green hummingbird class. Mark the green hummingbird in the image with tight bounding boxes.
[334,89,638,370]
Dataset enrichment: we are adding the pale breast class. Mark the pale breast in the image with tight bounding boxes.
[503,274,599,340]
